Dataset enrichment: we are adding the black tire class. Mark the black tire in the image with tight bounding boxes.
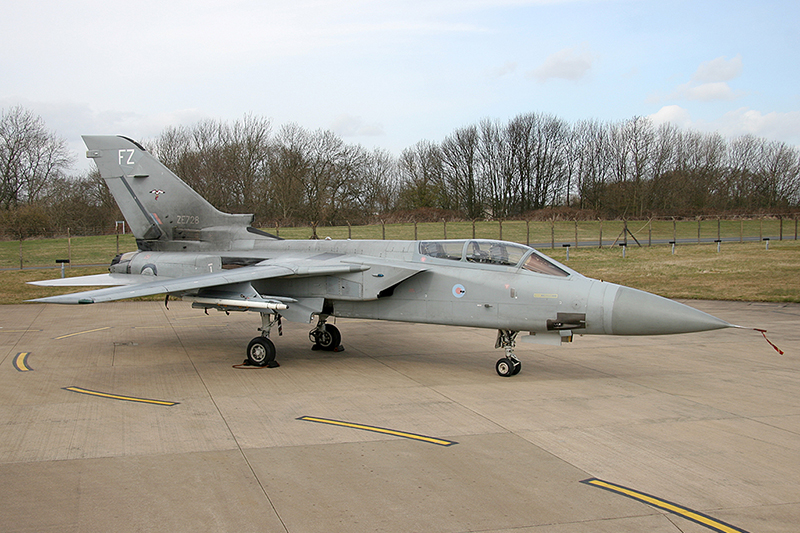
[511,360,522,375]
[313,324,341,351]
[496,357,515,377]
[247,337,276,367]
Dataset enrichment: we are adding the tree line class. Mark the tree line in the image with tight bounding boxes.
[1,105,799,239]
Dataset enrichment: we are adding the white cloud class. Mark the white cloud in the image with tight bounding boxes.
[330,114,385,137]
[652,55,745,104]
[649,105,800,146]
[649,105,692,128]
[487,61,518,78]
[716,107,800,144]
[683,82,739,101]
[692,55,743,83]
[529,43,596,82]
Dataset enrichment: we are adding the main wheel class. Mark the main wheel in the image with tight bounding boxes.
[313,324,341,351]
[247,337,276,367]
[496,357,516,377]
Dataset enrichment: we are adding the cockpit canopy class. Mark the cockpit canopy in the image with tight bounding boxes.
[418,240,569,277]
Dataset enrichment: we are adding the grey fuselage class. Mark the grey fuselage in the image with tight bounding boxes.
[109,236,727,338]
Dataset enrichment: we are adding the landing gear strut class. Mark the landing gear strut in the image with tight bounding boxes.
[495,329,521,377]
[245,313,280,367]
[309,315,343,351]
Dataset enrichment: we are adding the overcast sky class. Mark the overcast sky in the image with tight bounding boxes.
[2,0,799,173]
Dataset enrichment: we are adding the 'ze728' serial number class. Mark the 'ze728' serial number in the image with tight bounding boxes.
[176,215,200,225]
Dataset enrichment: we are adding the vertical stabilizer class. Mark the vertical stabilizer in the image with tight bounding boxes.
[83,135,254,243]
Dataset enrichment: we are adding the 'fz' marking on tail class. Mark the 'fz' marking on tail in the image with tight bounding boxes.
[119,149,135,166]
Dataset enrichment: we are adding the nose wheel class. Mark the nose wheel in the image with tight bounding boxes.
[496,356,521,377]
[495,329,522,377]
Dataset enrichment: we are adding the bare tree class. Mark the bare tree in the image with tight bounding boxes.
[397,140,444,211]
[441,125,483,219]
[0,106,72,209]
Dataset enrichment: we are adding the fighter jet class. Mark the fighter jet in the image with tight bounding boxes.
[30,135,733,376]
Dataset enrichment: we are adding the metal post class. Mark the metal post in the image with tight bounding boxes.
[623,220,628,247]
[562,244,571,261]
[526,220,530,246]
[670,241,676,255]
[575,220,578,248]
[764,237,770,251]
[697,218,701,244]
[673,218,677,244]
[599,219,603,249]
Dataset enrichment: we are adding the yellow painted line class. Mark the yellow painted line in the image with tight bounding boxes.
[63,386,179,406]
[299,416,457,446]
[0,329,43,333]
[55,326,111,340]
[13,352,33,372]
[131,324,229,329]
[581,478,749,533]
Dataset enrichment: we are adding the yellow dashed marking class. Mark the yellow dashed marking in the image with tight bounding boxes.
[63,386,179,406]
[299,416,457,446]
[582,478,749,533]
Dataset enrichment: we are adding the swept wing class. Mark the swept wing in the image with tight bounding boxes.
[29,262,370,304]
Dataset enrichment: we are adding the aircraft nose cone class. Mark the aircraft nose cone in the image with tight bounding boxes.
[611,286,731,335]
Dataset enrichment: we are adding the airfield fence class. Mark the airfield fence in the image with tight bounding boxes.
[2,215,798,270]
[273,215,799,249]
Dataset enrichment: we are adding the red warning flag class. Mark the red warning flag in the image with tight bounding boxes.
[755,329,784,355]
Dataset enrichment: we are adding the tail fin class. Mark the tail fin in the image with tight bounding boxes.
[83,135,254,243]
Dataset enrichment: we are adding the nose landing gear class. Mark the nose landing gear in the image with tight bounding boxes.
[495,329,521,377]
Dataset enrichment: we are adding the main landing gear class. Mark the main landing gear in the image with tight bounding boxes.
[495,329,521,377]
[309,315,343,352]
[244,313,344,367]
[246,313,281,367]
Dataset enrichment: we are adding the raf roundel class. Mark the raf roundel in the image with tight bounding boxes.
[452,284,467,298]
